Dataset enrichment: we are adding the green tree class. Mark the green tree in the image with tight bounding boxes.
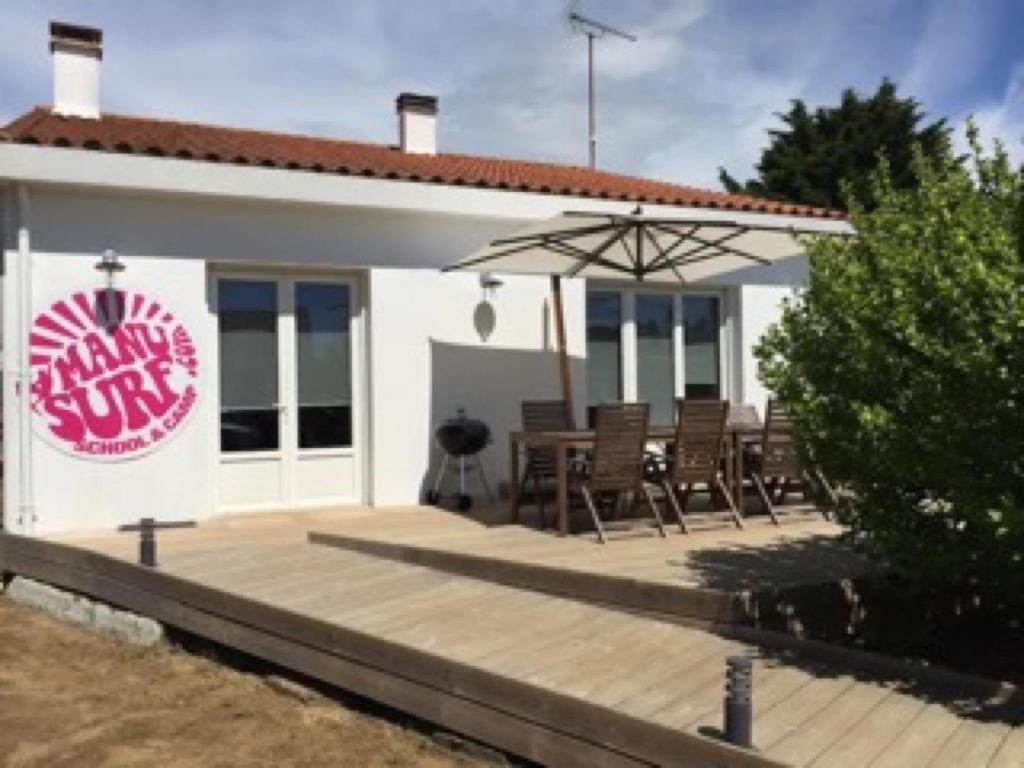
[720,79,950,210]
[757,125,1024,616]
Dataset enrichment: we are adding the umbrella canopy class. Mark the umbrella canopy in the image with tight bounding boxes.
[446,208,837,284]
[446,208,848,427]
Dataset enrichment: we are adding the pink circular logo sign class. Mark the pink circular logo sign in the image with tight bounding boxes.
[30,288,201,460]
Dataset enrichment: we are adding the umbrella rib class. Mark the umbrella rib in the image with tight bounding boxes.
[616,229,639,273]
[445,239,573,271]
[639,227,688,283]
[653,222,747,250]
[461,232,601,269]
[588,258,638,277]
[650,223,742,264]
[565,223,634,278]
[547,239,599,262]
[652,223,774,267]
[643,225,699,272]
[674,249,732,267]
[489,222,614,247]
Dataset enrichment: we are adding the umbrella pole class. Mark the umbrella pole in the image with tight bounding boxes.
[551,275,576,428]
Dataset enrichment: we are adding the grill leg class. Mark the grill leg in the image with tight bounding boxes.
[473,454,494,505]
[432,454,449,494]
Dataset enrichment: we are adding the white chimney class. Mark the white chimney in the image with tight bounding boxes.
[50,21,103,120]
[396,93,438,155]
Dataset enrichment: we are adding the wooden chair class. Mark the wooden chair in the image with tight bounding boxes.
[657,399,742,532]
[518,400,572,527]
[747,399,833,523]
[572,402,666,544]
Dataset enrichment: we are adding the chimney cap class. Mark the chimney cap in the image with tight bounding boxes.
[396,93,438,115]
[50,21,103,56]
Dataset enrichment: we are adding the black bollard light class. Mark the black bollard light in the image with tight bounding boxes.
[724,655,753,748]
[139,517,156,567]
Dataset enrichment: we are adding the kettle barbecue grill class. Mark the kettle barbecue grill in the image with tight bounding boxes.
[426,408,494,511]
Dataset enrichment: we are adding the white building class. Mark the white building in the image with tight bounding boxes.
[0,22,846,534]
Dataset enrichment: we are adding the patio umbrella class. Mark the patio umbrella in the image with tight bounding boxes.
[445,207,845,423]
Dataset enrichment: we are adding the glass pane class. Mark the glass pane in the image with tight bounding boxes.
[296,283,352,449]
[586,291,622,427]
[219,280,279,452]
[683,296,721,399]
[636,294,675,425]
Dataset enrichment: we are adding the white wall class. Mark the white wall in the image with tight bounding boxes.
[369,269,586,505]
[2,183,803,532]
[4,251,212,533]
[4,186,589,531]
[737,284,798,416]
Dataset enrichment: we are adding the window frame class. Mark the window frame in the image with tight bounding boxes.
[585,285,730,418]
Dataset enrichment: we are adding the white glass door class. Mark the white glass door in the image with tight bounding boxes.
[290,280,359,505]
[216,274,360,511]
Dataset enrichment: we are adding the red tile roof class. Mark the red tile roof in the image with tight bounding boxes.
[1,106,841,219]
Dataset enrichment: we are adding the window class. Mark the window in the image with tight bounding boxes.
[635,294,675,425]
[295,282,352,448]
[682,296,721,399]
[219,279,279,452]
[585,289,723,422]
[586,291,622,426]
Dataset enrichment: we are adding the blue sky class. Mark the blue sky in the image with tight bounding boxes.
[2,0,1023,188]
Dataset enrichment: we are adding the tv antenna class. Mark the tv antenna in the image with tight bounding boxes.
[568,4,637,169]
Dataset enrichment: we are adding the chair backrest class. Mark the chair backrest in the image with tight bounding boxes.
[521,400,571,475]
[671,399,729,484]
[728,403,761,431]
[522,400,571,433]
[589,402,650,492]
[760,399,802,477]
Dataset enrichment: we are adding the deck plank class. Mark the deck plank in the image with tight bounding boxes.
[765,680,890,765]
[809,689,926,767]
[927,720,1011,768]
[868,703,966,768]
[752,675,857,750]
[988,727,1024,768]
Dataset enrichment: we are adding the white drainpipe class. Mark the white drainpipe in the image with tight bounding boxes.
[15,183,35,534]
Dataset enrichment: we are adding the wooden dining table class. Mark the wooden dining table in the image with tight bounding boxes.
[509,406,764,536]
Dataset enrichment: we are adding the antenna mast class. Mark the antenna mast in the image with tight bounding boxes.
[568,6,636,169]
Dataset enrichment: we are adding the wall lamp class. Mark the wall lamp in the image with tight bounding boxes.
[94,248,125,287]
[479,271,503,297]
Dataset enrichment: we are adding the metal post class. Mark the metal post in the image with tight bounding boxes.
[550,275,575,428]
[587,32,596,169]
[139,517,156,568]
[568,10,636,170]
[724,656,753,748]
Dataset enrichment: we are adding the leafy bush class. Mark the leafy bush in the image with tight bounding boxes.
[757,125,1024,617]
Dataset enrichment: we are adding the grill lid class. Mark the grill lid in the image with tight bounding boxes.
[435,408,491,456]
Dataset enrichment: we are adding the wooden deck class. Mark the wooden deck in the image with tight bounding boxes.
[5,507,1021,767]
[307,505,869,623]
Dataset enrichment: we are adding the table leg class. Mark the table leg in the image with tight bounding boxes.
[509,435,520,522]
[556,441,569,537]
[723,435,734,506]
[733,432,744,515]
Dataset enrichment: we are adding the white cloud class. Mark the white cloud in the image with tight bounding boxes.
[1,0,1017,192]
[956,62,1024,165]
[902,0,996,109]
